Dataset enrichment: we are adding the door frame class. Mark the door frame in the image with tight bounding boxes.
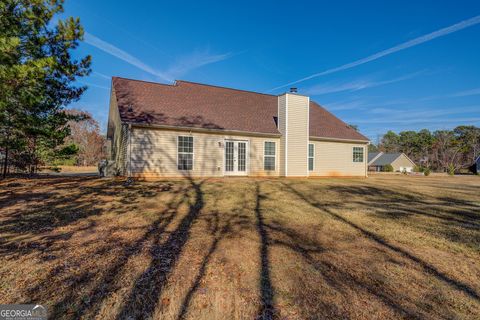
[223,139,249,176]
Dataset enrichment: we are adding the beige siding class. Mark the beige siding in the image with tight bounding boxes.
[278,93,309,177]
[391,155,415,171]
[129,127,280,178]
[106,87,128,174]
[309,140,367,177]
[278,95,287,176]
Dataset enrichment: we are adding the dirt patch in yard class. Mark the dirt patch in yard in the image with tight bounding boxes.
[0,175,479,319]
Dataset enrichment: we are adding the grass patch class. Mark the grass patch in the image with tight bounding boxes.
[0,175,479,319]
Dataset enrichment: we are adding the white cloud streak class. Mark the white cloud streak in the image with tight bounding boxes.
[269,15,480,91]
[451,87,480,97]
[304,71,422,96]
[84,32,231,82]
[349,105,480,124]
[162,49,232,81]
[84,32,171,81]
[93,71,111,80]
[78,80,110,90]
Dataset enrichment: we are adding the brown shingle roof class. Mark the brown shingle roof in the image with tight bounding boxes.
[112,77,369,141]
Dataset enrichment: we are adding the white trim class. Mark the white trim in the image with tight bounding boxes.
[306,96,310,176]
[128,124,132,177]
[310,136,370,143]
[128,122,281,138]
[177,135,194,171]
[352,146,364,163]
[367,152,384,165]
[365,146,368,177]
[263,140,277,172]
[285,94,288,176]
[224,139,249,176]
[308,143,315,172]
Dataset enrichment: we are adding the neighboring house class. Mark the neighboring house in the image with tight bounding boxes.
[107,77,370,178]
[474,156,480,174]
[368,152,416,172]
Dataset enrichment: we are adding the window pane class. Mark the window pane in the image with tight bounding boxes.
[178,136,193,153]
[178,136,194,170]
[353,147,364,163]
[264,142,275,156]
[178,153,193,170]
[308,144,314,157]
[238,142,246,171]
[225,141,234,172]
[264,141,276,171]
[264,156,275,171]
[308,157,314,171]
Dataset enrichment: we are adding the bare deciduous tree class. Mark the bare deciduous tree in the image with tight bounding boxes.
[66,109,106,166]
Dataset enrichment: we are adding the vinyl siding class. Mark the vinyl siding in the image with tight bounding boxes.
[285,94,309,176]
[391,155,415,171]
[129,127,280,178]
[278,95,287,176]
[106,87,129,174]
[309,140,367,177]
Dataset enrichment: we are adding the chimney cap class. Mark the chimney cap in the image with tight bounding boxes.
[290,87,298,93]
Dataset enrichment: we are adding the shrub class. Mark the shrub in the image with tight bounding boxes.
[447,164,455,176]
[383,164,394,172]
[424,168,431,176]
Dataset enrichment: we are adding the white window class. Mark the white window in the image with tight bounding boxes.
[264,141,276,171]
[178,136,193,170]
[353,147,364,163]
[308,143,315,171]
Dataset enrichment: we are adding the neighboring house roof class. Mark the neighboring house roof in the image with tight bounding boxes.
[369,152,415,166]
[368,152,382,164]
[112,77,369,141]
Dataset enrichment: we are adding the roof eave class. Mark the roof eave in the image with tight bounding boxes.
[125,122,282,138]
[310,136,370,144]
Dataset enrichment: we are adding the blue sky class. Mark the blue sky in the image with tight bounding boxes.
[62,0,480,142]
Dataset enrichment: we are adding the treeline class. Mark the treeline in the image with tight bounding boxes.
[0,1,92,177]
[372,126,480,174]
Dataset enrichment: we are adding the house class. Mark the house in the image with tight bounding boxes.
[368,152,416,172]
[474,156,480,174]
[106,77,370,178]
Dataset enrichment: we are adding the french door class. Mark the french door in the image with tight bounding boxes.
[224,140,248,176]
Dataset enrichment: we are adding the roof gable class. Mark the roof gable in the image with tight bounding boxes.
[369,153,416,166]
[112,77,369,141]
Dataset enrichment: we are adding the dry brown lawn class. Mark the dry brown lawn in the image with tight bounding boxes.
[0,175,479,319]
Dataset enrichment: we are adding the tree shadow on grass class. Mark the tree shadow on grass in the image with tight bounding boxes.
[265,220,424,319]
[47,185,186,319]
[176,187,253,320]
[115,178,205,319]
[281,181,480,303]
[0,177,147,259]
[254,181,278,320]
[326,185,480,249]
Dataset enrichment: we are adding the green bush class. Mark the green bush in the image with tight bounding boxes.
[424,168,431,176]
[383,164,394,172]
[447,164,455,176]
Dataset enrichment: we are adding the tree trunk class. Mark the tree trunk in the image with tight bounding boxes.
[2,144,8,179]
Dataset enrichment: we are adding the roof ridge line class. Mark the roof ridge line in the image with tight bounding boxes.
[112,76,175,87]
[175,80,278,97]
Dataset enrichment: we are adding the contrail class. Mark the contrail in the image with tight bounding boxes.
[84,32,171,81]
[269,15,480,92]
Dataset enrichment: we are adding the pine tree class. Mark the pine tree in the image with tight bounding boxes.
[0,0,91,177]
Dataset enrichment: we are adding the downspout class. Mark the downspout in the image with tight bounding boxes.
[128,123,132,178]
[365,142,370,178]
